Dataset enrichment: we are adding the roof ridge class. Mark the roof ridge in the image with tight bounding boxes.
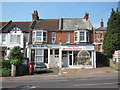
[1,20,12,30]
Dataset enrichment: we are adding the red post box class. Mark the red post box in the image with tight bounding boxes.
[29,62,34,75]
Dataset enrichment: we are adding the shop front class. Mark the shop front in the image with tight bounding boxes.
[59,45,96,69]
[28,44,96,69]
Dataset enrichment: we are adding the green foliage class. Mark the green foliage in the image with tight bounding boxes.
[0,68,11,77]
[9,46,23,60]
[103,8,120,58]
[10,59,21,65]
[0,60,11,69]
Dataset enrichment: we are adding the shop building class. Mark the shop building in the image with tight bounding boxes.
[26,11,96,69]
[0,10,96,69]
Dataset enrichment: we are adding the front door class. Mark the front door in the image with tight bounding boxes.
[50,49,59,68]
[62,54,68,67]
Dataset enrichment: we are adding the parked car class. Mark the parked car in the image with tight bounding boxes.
[34,63,48,73]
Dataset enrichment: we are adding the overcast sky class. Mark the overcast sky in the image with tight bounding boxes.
[1,1,119,28]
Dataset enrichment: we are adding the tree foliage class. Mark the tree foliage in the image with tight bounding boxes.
[103,8,120,58]
[9,46,23,60]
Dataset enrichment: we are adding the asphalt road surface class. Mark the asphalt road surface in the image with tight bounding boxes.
[2,77,119,89]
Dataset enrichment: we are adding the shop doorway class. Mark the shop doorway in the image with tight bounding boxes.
[50,49,59,68]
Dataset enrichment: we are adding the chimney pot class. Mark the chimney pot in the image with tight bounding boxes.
[100,19,104,27]
[84,12,89,20]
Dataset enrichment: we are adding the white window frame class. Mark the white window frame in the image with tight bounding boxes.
[33,30,47,42]
[74,31,79,42]
[52,32,56,43]
[35,49,44,64]
[66,32,70,43]
[2,34,6,44]
[10,35,21,44]
[74,30,89,43]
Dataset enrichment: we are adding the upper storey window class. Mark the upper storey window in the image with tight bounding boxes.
[74,30,89,43]
[2,34,6,44]
[97,33,102,41]
[52,32,56,43]
[10,26,22,44]
[33,30,47,42]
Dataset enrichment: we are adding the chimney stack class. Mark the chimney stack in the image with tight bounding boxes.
[32,10,39,20]
[84,12,89,20]
[100,19,104,27]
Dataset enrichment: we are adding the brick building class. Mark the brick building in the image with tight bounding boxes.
[0,10,96,69]
[93,19,106,53]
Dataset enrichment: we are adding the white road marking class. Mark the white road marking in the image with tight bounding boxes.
[74,82,119,87]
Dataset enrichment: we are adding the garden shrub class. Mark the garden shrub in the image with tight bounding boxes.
[0,68,11,77]
[0,60,11,69]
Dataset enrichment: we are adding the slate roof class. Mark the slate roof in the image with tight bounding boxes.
[61,18,93,31]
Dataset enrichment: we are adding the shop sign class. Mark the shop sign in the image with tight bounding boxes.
[63,46,94,50]
[30,45,49,48]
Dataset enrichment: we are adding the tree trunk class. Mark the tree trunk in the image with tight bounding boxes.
[11,64,16,77]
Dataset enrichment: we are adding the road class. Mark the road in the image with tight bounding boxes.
[2,77,119,88]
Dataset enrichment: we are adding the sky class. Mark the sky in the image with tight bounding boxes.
[1,1,119,28]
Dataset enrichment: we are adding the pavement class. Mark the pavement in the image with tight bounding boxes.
[1,67,119,82]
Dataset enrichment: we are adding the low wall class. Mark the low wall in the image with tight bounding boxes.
[109,59,120,69]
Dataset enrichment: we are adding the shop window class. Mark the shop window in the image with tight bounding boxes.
[73,50,91,65]
[52,32,56,43]
[66,32,70,43]
[62,51,67,54]
[44,49,48,63]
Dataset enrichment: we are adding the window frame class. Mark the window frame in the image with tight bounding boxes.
[52,32,56,43]
[33,30,47,42]
[10,35,21,44]
[66,32,70,43]
[74,30,89,43]
[97,33,102,41]
[98,44,102,52]
[2,34,6,43]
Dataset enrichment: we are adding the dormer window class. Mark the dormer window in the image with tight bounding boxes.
[33,30,47,42]
[74,30,89,43]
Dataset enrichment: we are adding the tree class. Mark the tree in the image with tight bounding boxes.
[9,46,23,60]
[103,8,120,58]
[8,46,23,76]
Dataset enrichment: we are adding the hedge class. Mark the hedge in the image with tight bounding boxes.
[0,68,11,77]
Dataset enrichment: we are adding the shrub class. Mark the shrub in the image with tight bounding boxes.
[0,68,11,77]
[0,60,11,69]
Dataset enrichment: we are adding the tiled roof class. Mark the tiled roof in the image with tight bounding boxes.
[96,27,106,30]
[61,18,93,31]
[0,21,31,33]
[33,19,59,30]
[0,18,93,32]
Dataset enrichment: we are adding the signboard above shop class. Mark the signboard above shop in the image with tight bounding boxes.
[62,45,94,51]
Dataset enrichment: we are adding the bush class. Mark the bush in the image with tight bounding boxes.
[0,68,11,77]
[0,60,11,69]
